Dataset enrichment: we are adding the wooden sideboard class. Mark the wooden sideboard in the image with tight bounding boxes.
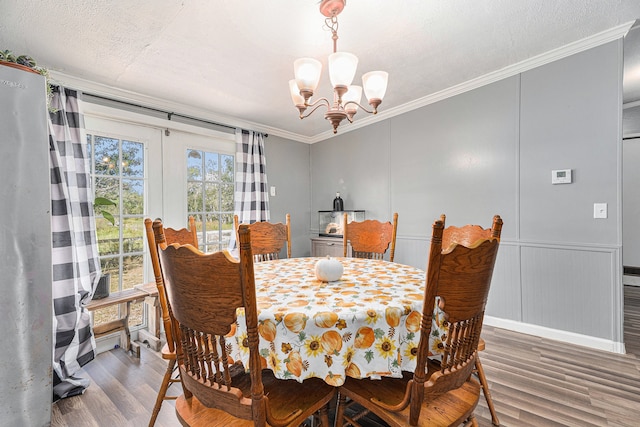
[311,236,351,257]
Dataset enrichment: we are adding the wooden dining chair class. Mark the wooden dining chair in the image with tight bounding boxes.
[342,212,398,262]
[157,223,335,426]
[144,216,198,427]
[335,218,501,427]
[441,214,503,426]
[233,213,291,262]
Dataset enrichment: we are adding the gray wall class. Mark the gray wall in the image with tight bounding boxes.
[623,137,640,268]
[309,40,624,343]
[623,105,640,270]
[264,135,312,257]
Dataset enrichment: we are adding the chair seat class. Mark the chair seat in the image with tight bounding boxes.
[176,370,335,427]
[340,370,481,427]
[176,395,254,427]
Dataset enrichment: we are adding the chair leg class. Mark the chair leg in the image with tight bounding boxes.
[334,392,347,427]
[464,414,479,426]
[475,356,500,426]
[149,357,177,427]
[317,405,330,427]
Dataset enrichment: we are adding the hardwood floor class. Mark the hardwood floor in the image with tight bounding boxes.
[52,286,640,427]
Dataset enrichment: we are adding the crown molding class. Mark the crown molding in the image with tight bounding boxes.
[359,21,634,131]
[50,21,634,145]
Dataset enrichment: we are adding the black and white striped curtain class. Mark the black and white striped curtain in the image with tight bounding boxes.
[233,129,270,225]
[49,87,100,401]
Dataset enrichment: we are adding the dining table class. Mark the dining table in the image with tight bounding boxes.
[225,257,448,387]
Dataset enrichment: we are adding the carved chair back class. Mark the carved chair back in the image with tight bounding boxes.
[408,218,500,424]
[234,214,291,262]
[144,216,198,355]
[342,212,398,262]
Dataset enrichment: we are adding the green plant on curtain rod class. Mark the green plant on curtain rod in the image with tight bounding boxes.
[0,49,55,112]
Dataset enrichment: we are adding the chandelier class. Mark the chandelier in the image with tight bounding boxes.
[289,0,388,134]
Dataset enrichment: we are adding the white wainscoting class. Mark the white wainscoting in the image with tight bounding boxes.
[394,235,624,352]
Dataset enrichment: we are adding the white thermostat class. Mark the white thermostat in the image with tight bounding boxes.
[551,169,572,184]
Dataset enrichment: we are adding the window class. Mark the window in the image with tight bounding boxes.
[83,106,233,344]
[186,149,234,252]
[88,133,146,327]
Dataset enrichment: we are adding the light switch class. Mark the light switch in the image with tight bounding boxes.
[594,203,607,219]
[270,186,276,197]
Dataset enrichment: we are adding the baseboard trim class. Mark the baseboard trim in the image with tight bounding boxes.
[623,275,640,286]
[484,316,626,354]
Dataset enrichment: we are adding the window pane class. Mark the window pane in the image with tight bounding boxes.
[122,255,143,290]
[122,217,144,253]
[221,154,234,183]
[187,149,234,252]
[221,213,233,248]
[129,302,143,327]
[205,152,219,182]
[205,183,220,212]
[123,179,144,215]
[97,223,120,255]
[100,258,120,293]
[87,135,93,166]
[221,183,234,212]
[190,213,203,250]
[122,140,144,177]
[95,136,119,175]
[94,306,118,326]
[205,214,220,244]
[187,149,202,181]
[187,182,203,212]
[95,176,119,203]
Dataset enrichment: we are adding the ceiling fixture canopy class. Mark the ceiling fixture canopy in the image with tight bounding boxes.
[289,0,388,134]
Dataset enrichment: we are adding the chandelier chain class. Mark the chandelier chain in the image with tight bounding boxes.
[324,16,340,53]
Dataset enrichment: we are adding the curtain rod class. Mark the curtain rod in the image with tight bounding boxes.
[84,92,268,137]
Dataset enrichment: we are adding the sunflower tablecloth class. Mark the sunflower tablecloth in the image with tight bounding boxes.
[227,257,448,386]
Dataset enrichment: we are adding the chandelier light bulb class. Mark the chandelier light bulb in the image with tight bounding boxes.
[362,71,389,102]
[328,52,358,88]
[343,85,362,113]
[289,79,305,106]
[294,58,322,92]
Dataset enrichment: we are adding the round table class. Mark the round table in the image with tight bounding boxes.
[226,257,448,386]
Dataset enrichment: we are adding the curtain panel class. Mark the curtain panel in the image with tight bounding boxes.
[233,129,271,224]
[49,86,101,400]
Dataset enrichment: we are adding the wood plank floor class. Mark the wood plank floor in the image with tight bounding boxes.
[52,286,640,427]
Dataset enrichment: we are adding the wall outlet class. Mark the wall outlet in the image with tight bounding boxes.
[270,186,276,197]
[594,203,607,219]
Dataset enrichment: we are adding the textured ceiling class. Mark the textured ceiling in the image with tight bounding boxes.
[2,0,640,142]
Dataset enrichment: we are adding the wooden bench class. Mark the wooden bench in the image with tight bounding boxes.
[86,284,160,357]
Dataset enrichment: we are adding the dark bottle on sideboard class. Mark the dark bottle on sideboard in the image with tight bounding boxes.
[333,192,344,211]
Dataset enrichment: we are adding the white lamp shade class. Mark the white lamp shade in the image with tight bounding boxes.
[329,52,358,87]
[294,58,322,91]
[343,85,362,112]
[362,71,388,101]
[289,80,305,105]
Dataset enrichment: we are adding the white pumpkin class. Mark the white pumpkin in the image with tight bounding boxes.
[315,256,344,282]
